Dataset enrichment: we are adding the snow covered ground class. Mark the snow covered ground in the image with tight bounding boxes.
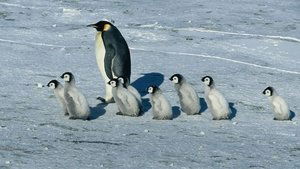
[0,0,299,168]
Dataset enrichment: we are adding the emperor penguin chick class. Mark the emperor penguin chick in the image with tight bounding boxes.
[61,72,91,120]
[117,76,142,107]
[263,86,291,120]
[108,79,140,117]
[47,80,69,116]
[170,74,200,115]
[201,76,230,120]
[147,85,172,120]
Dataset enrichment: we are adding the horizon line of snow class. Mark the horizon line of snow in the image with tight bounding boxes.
[130,47,300,75]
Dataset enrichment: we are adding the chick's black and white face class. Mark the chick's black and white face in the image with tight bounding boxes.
[171,76,179,84]
[47,80,58,89]
[118,77,125,84]
[109,80,117,87]
[49,82,56,89]
[148,87,154,94]
[202,77,211,86]
[263,87,273,97]
[63,74,71,82]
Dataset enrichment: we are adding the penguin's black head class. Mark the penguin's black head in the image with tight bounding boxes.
[60,72,73,83]
[263,86,274,97]
[87,21,112,32]
[147,85,159,94]
[201,76,213,87]
[108,79,119,88]
[169,74,183,84]
[47,80,59,89]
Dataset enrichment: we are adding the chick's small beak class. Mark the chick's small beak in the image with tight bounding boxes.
[169,77,172,81]
[60,75,64,78]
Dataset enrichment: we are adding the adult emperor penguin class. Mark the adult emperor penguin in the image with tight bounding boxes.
[147,85,173,120]
[118,76,142,107]
[47,80,68,116]
[170,74,201,115]
[61,72,91,120]
[263,86,291,120]
[87,21,131,104]
[108,78,140,117]
[201,76,230,120]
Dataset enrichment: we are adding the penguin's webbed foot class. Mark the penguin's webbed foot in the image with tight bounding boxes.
[69,116,77,120]
[64,112,69,116]
[97,97,115,104]
[116,112,123,116]
[97,97,106,103]
[273,117,278,120]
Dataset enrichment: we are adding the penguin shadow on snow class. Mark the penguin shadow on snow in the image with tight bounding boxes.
[89,103,107,120]
[172,106,181,119]
[131,72,164,97]
[131,72,164,114]
[228,102,237,120]
[289,110,296,120]
[199,97,208,113]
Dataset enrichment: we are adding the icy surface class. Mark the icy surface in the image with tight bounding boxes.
[0,0,299,168]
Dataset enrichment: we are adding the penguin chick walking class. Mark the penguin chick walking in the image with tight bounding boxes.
[117,76,142,107]
[201,76,230,120]
[147,85,172,120]
[263,86,291,120]
[108,79,140,117]
[61,72,91,120]
[170,74,200,115]
[87,21,131,104]
[47,80,68,116]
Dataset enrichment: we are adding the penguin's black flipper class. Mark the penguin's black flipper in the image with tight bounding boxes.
[103,44,115,80]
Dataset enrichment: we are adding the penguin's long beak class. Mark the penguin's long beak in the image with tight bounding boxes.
[87,24,97,28]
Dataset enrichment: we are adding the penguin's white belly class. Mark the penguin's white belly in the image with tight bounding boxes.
[95,32,109,81]
[179,85,200,114]
[116,87,140,116]
[54,89,68,114]
[207,90,229,119]
[272,97,290,120]
[67,87,90,119]
[151,94,172,119]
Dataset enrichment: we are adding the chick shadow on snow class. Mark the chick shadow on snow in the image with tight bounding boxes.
[172,106,181,119]
[131,72,164,114]
[89,103,107,120]
[228,102,237,120]
[289,110,296,120]
[199,97,208,113]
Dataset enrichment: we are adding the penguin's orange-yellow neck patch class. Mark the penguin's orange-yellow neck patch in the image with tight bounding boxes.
[103,24,111,31]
